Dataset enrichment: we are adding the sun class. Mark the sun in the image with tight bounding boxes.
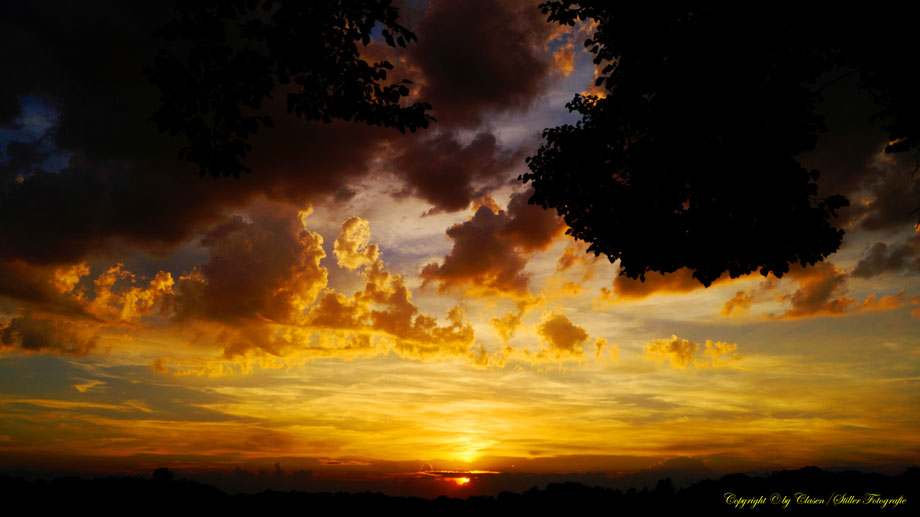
[451,477,471,486]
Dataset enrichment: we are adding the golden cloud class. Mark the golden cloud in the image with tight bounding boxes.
[643,335,743,369]
[536,311,589,358]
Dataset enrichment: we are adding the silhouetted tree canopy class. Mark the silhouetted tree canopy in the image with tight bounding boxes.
[152,467,176,482]
[521,3,920,287]
[149,0,433,178]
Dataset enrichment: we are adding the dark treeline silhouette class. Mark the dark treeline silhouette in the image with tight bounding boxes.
[522,3,920,287]
[1,466,916,515]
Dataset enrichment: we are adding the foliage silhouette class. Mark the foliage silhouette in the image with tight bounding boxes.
[152,467,176,482]
[521,3,920,287]
[149,0,434,178]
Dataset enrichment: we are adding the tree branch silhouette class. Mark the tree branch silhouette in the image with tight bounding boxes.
[148,0,434,178]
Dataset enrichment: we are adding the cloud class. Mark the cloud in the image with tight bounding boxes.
[171,203,327,325]
[600,268,733,302]
[551,42,575,78]
[489,296,543,344]
[535,312,588,358]
[720,262,918,319]
[51,262,90,295]
[704,340,743,367]
[0,260,89,315]
[594,337,618,362]
[165,202,328,356]
[643,335,742,369]
[334,217,380,271]
[409,0,555,127]
[420,189,564,297]
[643,335,698,369]
[0,119,396,268]
[0,310,99,356]
[0,257,175,357]
[85,265,174,322]
[390,131,523,213]
[547,241,600,298]
[73,379,105,393]
[793,73,920,232]
[0,1,572,279]
[1,210,487,367]
[556,241,599,274]
[773,262,855,318]
[490,310,523,344]
[796,80,889,211]
[851,232,920,278]
[856,162,920,232]
[0,4,409,268]
[721,290,755,317]
[310,217,477,361]
[149,213,609,372]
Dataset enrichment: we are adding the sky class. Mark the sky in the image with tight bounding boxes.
[1,0,919,497]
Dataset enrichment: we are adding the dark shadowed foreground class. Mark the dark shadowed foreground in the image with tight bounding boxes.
[2,467,916,515]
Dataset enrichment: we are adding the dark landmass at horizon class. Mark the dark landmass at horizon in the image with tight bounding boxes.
[2,466,916,514]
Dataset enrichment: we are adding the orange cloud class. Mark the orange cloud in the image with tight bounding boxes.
[721,290,755,316]
[556,241,597,273]
[0,257,175,357]
[302,217,479,363]
[856,290,918,312]
[600,268,734,302]
[548,241,600,298]
[140,214,494,373]
[420,189,565,297]
[535,312,589,359]
[552,42,575,77]
[775,262,853,318]
[52,262,90,295]
[722,262,918,320]
[86,264,174,322]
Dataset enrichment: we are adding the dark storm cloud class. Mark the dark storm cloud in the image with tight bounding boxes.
[390,131,523,212]
[797,76,920,232]
[1,1,566,268]
[168,202,327,328]
[0,2,401,266]
[798,76,887,202]
[858,162,920,231]
[852,232,920,279]
[0,140,47,185]
[410,0,555,127]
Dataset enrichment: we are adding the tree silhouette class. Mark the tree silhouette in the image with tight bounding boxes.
[521,3,919,287]
[151,467,176,482]
[148,0,433,178]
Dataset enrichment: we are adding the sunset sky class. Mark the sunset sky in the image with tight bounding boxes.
[1,1,919,497]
